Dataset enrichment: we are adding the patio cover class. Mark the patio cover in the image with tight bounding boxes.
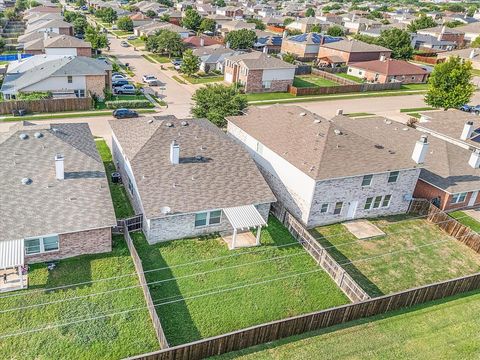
[0,239,24,269]
[223,205,266,230]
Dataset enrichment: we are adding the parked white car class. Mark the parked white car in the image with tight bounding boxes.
[142,74,160,86]
[112,74,126,81]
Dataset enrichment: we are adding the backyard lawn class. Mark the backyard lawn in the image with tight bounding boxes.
[335,72,364,83]
[132,217,349,346]
[293,75,339,88]
[0,235,159,359]
[215,289,480,360]
[450,211,480,233]
[311,215,480,296]
[96,140,135,219]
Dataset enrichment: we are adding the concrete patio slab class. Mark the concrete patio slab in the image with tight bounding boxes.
[343,219,385,239]
[0,269,27,292]
[223,232,259,250]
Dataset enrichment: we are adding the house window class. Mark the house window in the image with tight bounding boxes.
[373,196,382,208]
[334,202,343,215]
[320,203,329,213]
[256,141,264,155]
[388,171,399,183]
[25,235,59,255]
[451,192,467,204]
[262,81,272,89]
[362,174,373,187]
[74,89,85,97]
[364,197,373,210]
[67,76,73,83]
[195,210,222,227]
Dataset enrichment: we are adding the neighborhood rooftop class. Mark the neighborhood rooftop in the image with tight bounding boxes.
[320,38,391,53]
[225,52,296,70]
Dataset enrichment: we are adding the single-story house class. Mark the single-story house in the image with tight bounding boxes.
[183,35,222,49]
[110,116,276,245]
[224,51,296,93]
[318,39,392,64]
[410,33,456,52]
[280,33,342,61]
[347,58,429,84]
[24,34,92,57]
[1,55,112,99]
[227,105,423,228]
[417,26,465,47]
[0,121,116,287]
[253,30,283,54]
[437,48,480,70]
[456,22,480,44]
[134,21,190,38]
[193,45,242,73]
[220,20,256,37]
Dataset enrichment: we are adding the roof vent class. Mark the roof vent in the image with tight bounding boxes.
[384,119,392,125]
[148,119,153,124]
[165,122,173,127]
[299,112,306,116]
[34,132,43,138]
[402,127,409,131]
[19,133,28,140]
[181,121,189,126]
[334,129,342,135]
[21,177,32,185]
[374,144,384,149]
[160,206,171,215]
[313,119,321,124]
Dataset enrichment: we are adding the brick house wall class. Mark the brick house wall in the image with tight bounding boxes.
[26,227,112,264]
[77,47,92,57]
[413,179,480,211]
[85,74,108,99]
[26,49,44,55]
[244,69,293,93]
[58,27,73,36]
[318,47,391,64]
[355,70,427,84]
[281,40,319,60]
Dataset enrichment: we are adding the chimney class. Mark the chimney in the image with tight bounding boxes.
[55,154,64,180]
[200,37,205,47]
[411,135,429,164]
[441,25,446,34]
[170,140,180,165]
[336,109,343,115]
[469,149,480,168]
[470,49,476,59]
[461,121,474,140]
[263,45,268,53]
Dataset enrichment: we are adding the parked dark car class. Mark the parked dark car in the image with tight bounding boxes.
[113,108,139,119]
[112,79,129,87]
[460,104,473,112]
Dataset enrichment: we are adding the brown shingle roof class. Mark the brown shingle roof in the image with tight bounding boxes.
[44,34,91,48]
[227,52,296,70]
[320,39,391,53]
[349,59,428,76]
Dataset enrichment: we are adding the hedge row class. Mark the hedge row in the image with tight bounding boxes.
[105,100,153,109]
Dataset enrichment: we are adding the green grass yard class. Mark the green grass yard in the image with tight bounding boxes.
[145,53,170,63]
[128,39,146,48]
[293,75,339,88]
[450,211,480,233]
[181,74,224,84]
[215,289,480,360]
[0,236,159,359]
[335,72,364,83]
[132,217,349,346]
[111,30,133,37]
[96,140,135,219]
[311,215,480,296]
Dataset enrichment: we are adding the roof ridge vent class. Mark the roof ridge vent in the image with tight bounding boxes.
[21,177,32,185]
[165,122,173,127]
[299,112,306,116]
[34,132,43,138]
[19,133,28,140]
[181,121,189,126]
[334,129,342,135]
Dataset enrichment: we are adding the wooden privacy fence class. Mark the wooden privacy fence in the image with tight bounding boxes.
[113,214,144,234]
[123,227,170,349]
[0,96,92,114]
[312,68,358,85]
[126,271,480,360]
[412,54,439,64]
[409,199,480,254]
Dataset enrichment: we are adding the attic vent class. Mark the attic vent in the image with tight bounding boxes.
[374,144,384,149]
[181,121,189,126]
[21,177,32,185]
[165,122,173,127]
[333,129,342,135]
[299,112,306,116]
[34,132,43,138]
[19,133,28,140]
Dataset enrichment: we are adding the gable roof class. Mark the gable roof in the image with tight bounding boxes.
[321,39,391,53]
[0,122,116,242]
[286,32,342,45]
[226,52,296,70]
[227,105,419,180]
[349,59,428,76]
[109,116,275,219]
[44,34,91,48]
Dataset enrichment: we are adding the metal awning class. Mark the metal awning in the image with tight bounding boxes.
[223,205,267,230]
[0,239,24,269]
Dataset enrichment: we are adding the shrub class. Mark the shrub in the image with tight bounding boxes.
[105,99,153,109]
[16,91,51,100]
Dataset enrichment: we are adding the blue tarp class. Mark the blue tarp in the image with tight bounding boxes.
[0,53,33,62]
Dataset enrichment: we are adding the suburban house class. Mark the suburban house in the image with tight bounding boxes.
[456,22,480,44]
[437,48,480,70]
[346,58,429,84]
[193,45,242,73]
[412,110,480,211]
[219,20,256,37]
[1,55,112,99]
[223,52,296,93]
[318,39,392,64]
[109,116,276,246]
[342,17,382,34]
[0,121,116,289]
[417,26,465,47]
[280,33,342,61]
[227,105,423,228]
[25,19,74,37]
[285,17,328,33]
[134,21,190,38]
[216,6,244,19]
[410,33,456,52]
[183,35,222,49]
[129,12,153,27]
[23,34,92,56]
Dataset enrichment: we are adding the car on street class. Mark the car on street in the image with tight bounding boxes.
[112,79,130,88]
[120,41,129,47]
[112,25,118,30]
[114,84,137,95]
[127,35,137,40]
[459,104,473,112]
[113,108,139,119]
[112,74,126,81]
[171,58,182,69]
[471,105,480,115]
[142,74,160,86]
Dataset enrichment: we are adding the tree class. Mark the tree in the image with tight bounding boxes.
[471,36,480,48]
[425,56,475,110]
[146,9,156,18]
[213,0,225,6]
[352,33,377,44]
[182,8,202,31]
[117,16,133,31]
[181,49,199,76]
[199,18,216,33]
[377,28,413,60]
[4,8,18,20]
[225,29,257,50]
[407,15,437,33]
[64,10,83,23]
[283,17,294,26]
[191,84,247,127]
[282,52,296,64]
[444,3,465,13]
[467,5,477,17]
[75,0,86,7]
[85,25,108,51]
[73,16,88,34]
[96,8,117,23]
[247,18,266,30]
[310,24,322,33]
[444,20,463,28]
[305,8,315,17]
[159,14,170,22]
[146,29,184,57]
[326,25,345,37]
[158,0,173,6]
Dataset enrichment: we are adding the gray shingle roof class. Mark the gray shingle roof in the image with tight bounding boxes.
[226,52,296,70]
[321,39,391,53]
[109,116,276,219]
[0,123,116,242]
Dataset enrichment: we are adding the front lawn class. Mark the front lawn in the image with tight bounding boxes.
[133,217,349,346]
[112,30,133,37]
[128,39,146,48]
[450,211,480,233]
[400,83,429,90]
[145,53,170,63]
[95,94,153,110]
[215,289,480,360]
[293,75,339,88]
[96,140,135,219]
[181,74,224,84]
[0,235,159,359]
[311,215,480,296]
